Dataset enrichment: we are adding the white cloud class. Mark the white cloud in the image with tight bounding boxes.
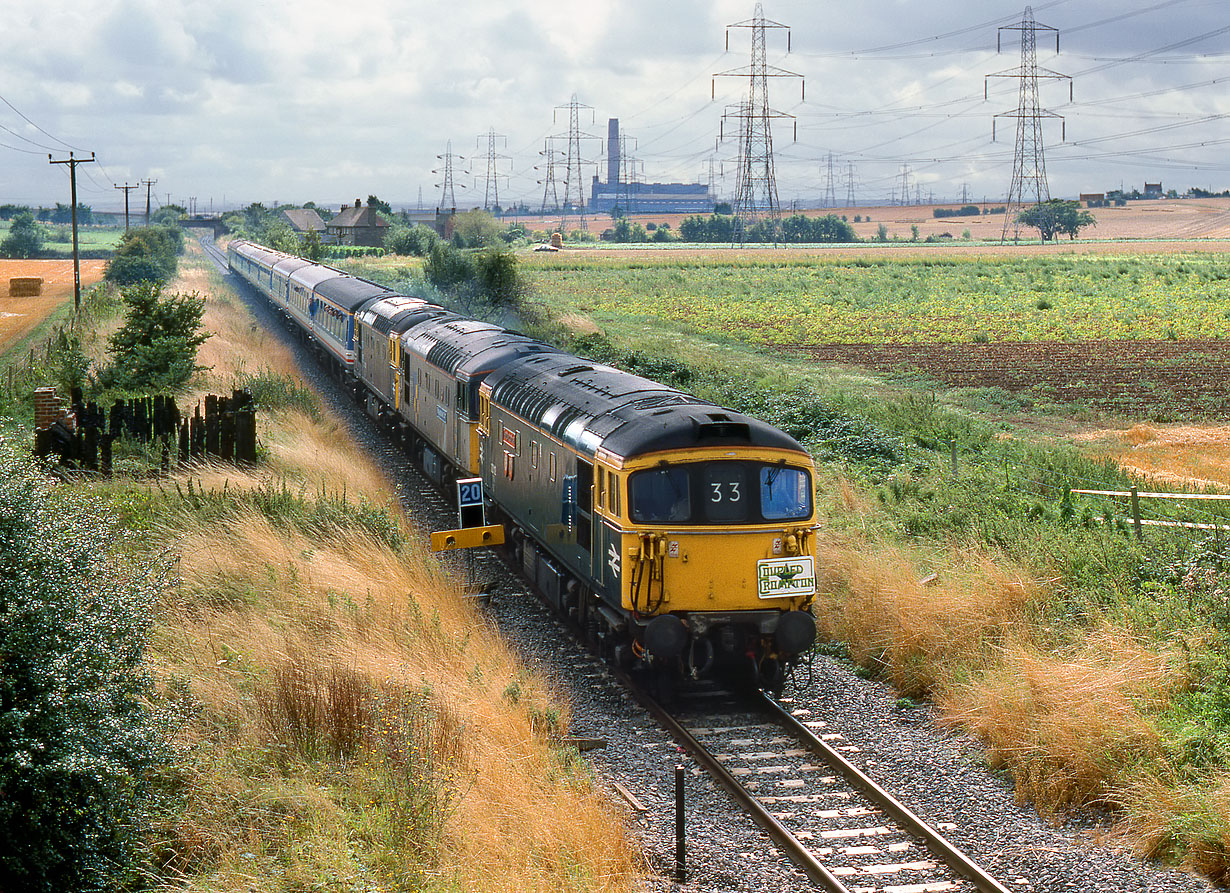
[0,0,1226,209]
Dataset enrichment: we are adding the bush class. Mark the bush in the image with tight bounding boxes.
[384,222,440,257]
[105,225,182,287]
[99,281,210,391]
[0,435,160,890]
[424,244,523,313]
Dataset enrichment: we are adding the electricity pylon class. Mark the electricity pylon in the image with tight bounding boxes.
[476,128,508,212]
[551,94,602,231]
[987,6,1071,241]
[434,140,465,211]
[822,152,836,209]
[536,140,561,215]
[713,2,804,244]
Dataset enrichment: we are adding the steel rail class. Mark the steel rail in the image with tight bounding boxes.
[621,675,853,892]
[756,691,1014,893]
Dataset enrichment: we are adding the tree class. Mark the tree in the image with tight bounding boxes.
[300,227,325,261]
[0,435,160,890]
[0,212,45,258]
[1017,200,1095,242]
[366,195,392,216]
[450,209,503,248]
[101,282,209,390]
[50,203,92,225]
[384,223,439,257]
[105,226,183,287]
[150,205,186,227]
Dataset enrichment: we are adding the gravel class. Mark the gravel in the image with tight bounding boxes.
[208,242,1216,892]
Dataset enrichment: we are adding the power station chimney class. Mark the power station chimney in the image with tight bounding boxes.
[608,118,620,186]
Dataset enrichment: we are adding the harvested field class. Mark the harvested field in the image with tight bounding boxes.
[0,258,105,354]
[518,198,1230,254]
[793,339,1230,418]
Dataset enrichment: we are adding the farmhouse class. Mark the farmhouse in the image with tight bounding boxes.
[327,199,389,247]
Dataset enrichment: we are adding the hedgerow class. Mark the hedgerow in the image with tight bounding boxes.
[0,434,161,890]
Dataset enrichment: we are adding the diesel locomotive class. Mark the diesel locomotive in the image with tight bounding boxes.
[227,239,818,688]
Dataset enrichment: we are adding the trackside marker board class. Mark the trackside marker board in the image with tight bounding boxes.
[457,477,485,528]
[431,478,502,551]
[430,523,506,552]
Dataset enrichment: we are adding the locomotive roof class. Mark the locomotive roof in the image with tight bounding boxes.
[483,352,805,460]
[356,295,448,335]
[401,316,564,380]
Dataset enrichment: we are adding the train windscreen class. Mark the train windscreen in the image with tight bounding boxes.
[629,461,811,525]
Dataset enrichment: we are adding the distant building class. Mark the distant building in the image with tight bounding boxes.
[1079,193,1106,208]
[589,118,713,214]
[327,199,389,247]
[1144,182,1163,199]
[402,208,456,239]
[279,208,326,233]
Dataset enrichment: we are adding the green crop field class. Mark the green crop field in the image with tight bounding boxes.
[0,220,123,254]
[524,252,1230,345]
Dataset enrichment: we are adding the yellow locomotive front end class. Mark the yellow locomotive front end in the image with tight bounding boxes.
[595,444,819,686]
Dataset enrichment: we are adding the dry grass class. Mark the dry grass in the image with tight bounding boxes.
[142,253,643,891]
[815,539,1036,696]
[937,629,1183,810]
[1118,772,1230,883]
[1079,423,1230,490]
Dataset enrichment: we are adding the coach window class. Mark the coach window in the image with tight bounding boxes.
[611,475,621,517]
[530,441,539,469]
[596,468,607,509]
[548,451,557,483]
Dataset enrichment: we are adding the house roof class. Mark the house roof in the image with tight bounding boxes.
[328,204,390,230]
[280,208,326,232]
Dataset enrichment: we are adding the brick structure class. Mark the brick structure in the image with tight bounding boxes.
[33,387,72,431]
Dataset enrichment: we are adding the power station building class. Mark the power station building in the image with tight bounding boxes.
[589,118,714,214]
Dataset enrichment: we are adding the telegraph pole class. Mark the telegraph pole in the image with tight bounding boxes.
[48,151,95,312]
[115,182,138,232]
[142,178,157,226]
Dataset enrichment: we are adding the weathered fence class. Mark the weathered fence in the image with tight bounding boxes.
[33,386,257,473]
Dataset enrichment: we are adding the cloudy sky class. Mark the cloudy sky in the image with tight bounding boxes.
[1,0,1226,214]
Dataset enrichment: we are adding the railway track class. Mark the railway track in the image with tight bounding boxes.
[627,678,1014,893]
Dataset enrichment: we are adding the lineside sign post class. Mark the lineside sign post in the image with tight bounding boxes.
[431,477,505,552]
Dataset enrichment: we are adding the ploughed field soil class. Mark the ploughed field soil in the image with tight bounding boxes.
[791,338,1230,417]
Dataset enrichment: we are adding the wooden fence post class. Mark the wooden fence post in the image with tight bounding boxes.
[1131,487,1143,540]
